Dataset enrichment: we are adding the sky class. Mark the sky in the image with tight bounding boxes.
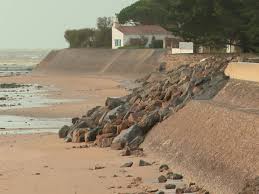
[0,0,136,49]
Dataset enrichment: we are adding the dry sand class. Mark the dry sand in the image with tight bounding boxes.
[0,133,164,194]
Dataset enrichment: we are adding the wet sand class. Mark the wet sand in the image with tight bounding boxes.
[0,73,128,118]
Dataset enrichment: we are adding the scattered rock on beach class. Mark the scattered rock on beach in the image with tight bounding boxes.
[176,188,184,194]
[159,164,169,172]
[165,184,176,190]
[94,165,105,170]
[172,173,183,180]
[121,161,133,168]
[139,159,151,166]
[166,172,174,179]
[121,147,131,156]
[158,175,167,183]
[156,191,165,194]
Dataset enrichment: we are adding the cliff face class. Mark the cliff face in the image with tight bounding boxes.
[35,48,166,75]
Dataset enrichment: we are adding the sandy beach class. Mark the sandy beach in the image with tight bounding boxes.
[0,73,162,194]
[0,133,164,194]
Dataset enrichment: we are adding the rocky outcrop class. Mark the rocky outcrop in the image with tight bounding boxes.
[58,56,234,152]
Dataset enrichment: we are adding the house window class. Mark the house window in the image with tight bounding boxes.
[115,39,121,47]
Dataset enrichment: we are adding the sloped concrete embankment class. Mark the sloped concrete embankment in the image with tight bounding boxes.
[35,48,166,75]
[225,62,259,82]
[143,79,259,194]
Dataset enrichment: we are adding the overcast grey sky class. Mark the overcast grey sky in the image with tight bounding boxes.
[0,0,135,49]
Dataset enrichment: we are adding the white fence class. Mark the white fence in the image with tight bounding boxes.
[172,42,194,54]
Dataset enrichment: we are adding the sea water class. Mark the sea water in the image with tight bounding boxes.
[0,49,71,134]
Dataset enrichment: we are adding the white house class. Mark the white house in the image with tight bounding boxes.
[112,21,175,49]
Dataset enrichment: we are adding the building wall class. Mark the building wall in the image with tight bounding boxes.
[123,34,171,48]
[112,27,124,49]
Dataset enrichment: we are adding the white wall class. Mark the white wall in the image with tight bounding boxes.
[172,42,194,54]
[123,34,170,48]
[112,27,124,49]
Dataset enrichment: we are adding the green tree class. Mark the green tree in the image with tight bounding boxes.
[118,0,171,27]
[117,0,259,52]
[64,17,112,48]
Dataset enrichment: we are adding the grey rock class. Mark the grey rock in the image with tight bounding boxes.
[58,125,71,138]
[64,136,72,143]
[159,164,169,172]
[166,172,174,179]
[139,160,151,166]
[128,135,144,150]
[86,128,100,142]
[76,117,96,129]
[138,110,160,134]
[121,161,133,168]
[158,175,167,183]
[112,125,143,150]
[172,173,183,180]
[105,97,124,110]
[165,184,176,190]
[86,106,101,117]
[103,104,129,123]
[156,191,165,194]
[72,117,79,125]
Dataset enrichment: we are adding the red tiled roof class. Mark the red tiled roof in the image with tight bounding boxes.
[116,25,171,35]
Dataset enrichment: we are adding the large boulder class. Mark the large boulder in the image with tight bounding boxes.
[72,128,88,143]
[103,104,129,123]
[105,97,124,110]
[86,106,101,117]
[58,125,71,138]
[86,128,100,142]
[128,135,144,150]
[74,117,96,129]
[89,106,108,125]
[102,123,117,134]
[111,124,143,150]
[138,110,161,133]
[117,119,131,134]
[95,133,115,148]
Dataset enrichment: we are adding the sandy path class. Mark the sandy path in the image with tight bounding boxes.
[0,134,169,194]
[0,73,128,118]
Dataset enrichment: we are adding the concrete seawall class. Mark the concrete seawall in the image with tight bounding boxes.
[35,48,166,75]
[225,62,259,82]
[143,79,259,194]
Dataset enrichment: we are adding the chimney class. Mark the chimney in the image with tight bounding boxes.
[112,16,120,28]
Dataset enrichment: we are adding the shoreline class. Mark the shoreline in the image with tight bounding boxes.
[0,73,129,118]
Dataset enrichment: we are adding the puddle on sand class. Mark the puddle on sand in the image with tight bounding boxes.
[0,84,81,110]
[0,115,70,135]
